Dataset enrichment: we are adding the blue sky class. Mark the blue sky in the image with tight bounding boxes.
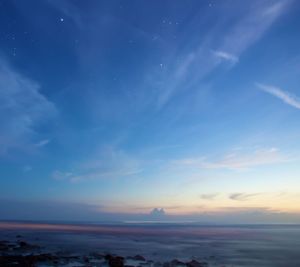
[1,0,300,222]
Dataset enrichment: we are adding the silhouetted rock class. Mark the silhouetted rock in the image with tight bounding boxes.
[106,254,124,267]
[18,241,29,247]
[0,241,10,251]
[0,254,46,267]
[171,259,186,266]
[133,255,146,261]
[15,241,40,251]
[186,260,208,267]
[83,255,90,263]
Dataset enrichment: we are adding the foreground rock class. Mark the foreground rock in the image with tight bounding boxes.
[187,260,208,267]
[126,254,146,261]
[106,254,125,267]
[170,259,186,266]
[0,238,211,267]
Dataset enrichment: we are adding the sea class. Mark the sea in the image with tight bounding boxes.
[1,221,300,267]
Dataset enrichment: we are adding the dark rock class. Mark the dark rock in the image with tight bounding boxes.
[0,255,40,267]
[170,259,186,266]
[35,253,58,262]
[0,252,63,267]
[105,254,113,260]
[132,255,146,261]
[106,255,124,267]
[186,260,208,267]
[17,241,39,250]
[19,241,29,247]
[0,242,9,252]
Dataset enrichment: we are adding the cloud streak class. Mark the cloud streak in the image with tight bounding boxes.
[257,83,300,109]
[200,193,219,200]
[35,139,50,147]
[229,193,261,201]
[212,50,239,64]
[156,0,290,107]
[52,147,142,182]
[176,148,289,171]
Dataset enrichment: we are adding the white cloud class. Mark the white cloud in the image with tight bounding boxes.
[257,83,300,109]
[176,148,289,171]
[212,50,239,64]
[0,59,56,155]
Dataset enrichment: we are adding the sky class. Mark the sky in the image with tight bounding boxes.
[1,0,300,223]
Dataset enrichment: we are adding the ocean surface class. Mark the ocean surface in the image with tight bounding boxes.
[1,222,300,267]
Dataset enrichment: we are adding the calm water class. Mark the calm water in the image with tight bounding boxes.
[1,222,300,267]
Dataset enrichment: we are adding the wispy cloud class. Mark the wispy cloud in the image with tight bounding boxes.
[0,59,57,155]
[257,83,300,109]
[229,193,261,201]
[156,1,290,108]
[212,50,239,64]
[176,148,290,171]
[35,139,50,147]
[201,148,288,170]
[220,1,290,56]
[200,193,219,200]
[23,165,32,172]
[52,170,73,181]
[52,147,142,182]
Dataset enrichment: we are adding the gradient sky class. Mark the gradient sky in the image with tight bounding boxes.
[1,0,300,223]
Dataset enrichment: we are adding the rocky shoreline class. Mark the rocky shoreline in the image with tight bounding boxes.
[0,238,210,267]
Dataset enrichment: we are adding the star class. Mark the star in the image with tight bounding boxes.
[60,18,64,22]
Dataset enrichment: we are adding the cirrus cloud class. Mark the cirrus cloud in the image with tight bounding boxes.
[175,147,290,171]
[257,83,300,109]
[0,59,57,155]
